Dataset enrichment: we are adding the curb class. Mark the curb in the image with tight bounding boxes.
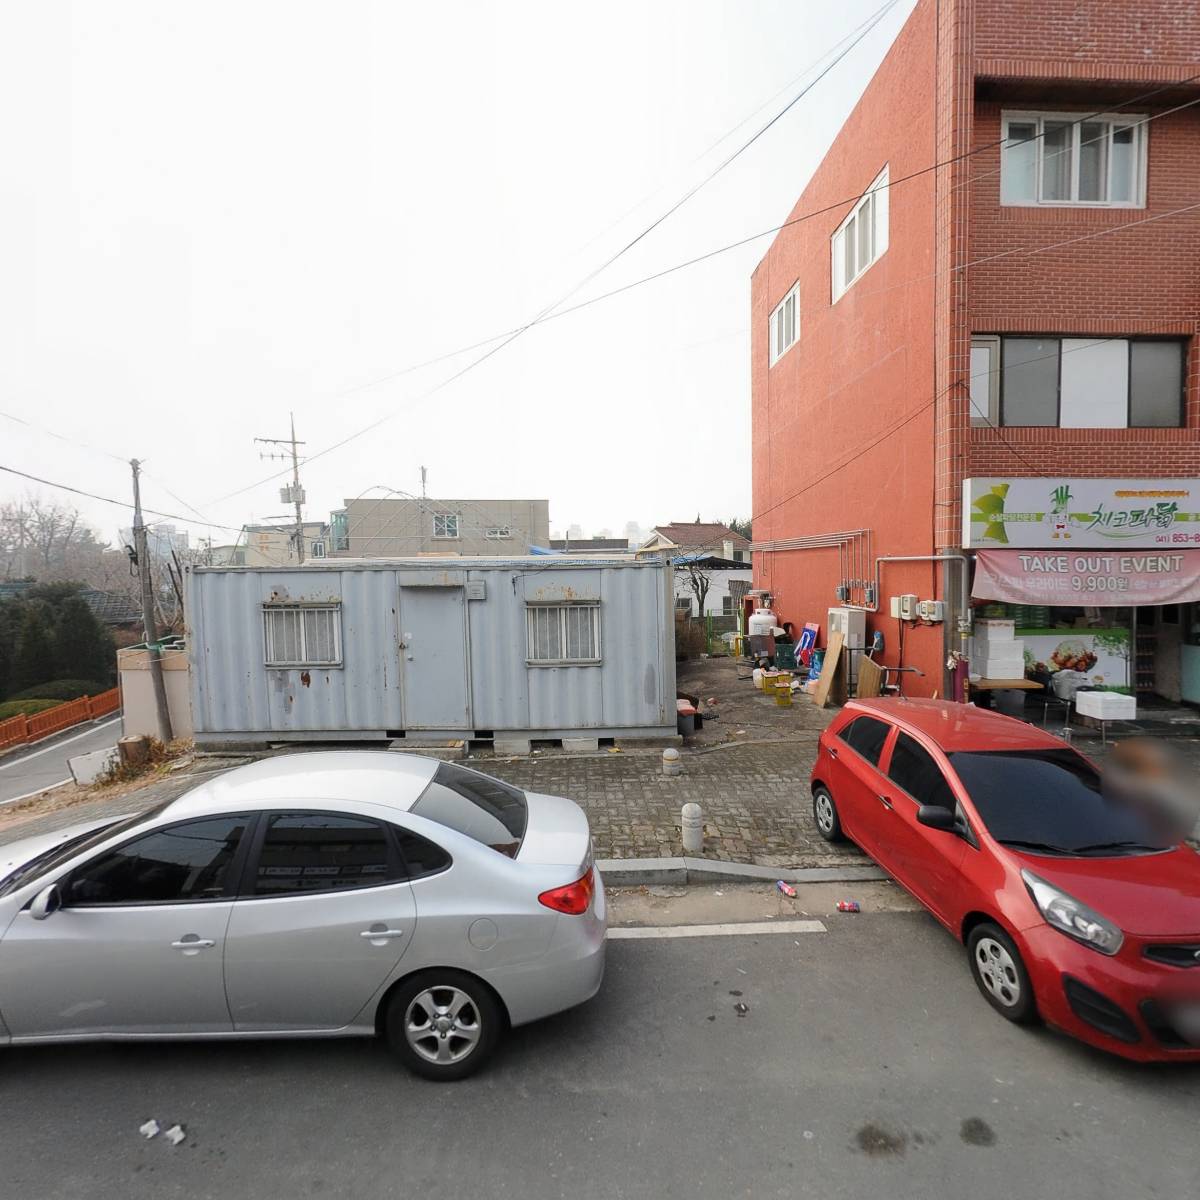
[597,857,889,887]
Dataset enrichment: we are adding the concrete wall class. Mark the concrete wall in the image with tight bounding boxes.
[118,646,193,739]
[335,499,551,557]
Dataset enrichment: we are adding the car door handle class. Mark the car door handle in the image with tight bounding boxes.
[877,794,893,810]
[360,928,406,940]
[171,937,215,950]
[827,747,839,759]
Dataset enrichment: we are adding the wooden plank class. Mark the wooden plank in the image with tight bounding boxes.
[855,656,883,699]
[811,630,845,709]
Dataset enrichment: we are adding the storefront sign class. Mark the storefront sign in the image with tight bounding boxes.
[1018,628,1131,691]
[973,548,1200,606]
[963,478,1200,549]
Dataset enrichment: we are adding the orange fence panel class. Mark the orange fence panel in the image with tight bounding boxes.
[88,688,121,718]
[0,714,28,752]
[27,697,90,740]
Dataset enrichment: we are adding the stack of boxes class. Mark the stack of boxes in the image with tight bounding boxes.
[969,619,1025,680]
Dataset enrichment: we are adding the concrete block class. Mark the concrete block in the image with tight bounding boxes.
[614,734,683,751]
[495,736,532,757]
[562,737,599,754]
[68,746,119,785]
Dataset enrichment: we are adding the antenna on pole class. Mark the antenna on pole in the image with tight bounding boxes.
[420,466,427,500]
[255,414,308,563]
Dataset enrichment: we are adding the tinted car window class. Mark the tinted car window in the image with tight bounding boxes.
[392,828,452,879]
[64,816,249,906]
[888,733,957,809]
[411,763,528,858]
[838,715,891,767]
[950,750,1174,855]
[254,814,395,896]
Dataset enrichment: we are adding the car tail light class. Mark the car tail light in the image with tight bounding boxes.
[539,867,594,915]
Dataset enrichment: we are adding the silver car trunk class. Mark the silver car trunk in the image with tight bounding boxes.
[516,792,593,870]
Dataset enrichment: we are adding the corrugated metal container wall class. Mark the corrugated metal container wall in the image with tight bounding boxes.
[186,558,674,742]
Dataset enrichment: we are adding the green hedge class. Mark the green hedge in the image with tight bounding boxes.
[0,699,63,720]
[9,680,107,702]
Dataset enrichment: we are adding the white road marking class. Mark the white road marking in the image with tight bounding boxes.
[607,919,827,940]
[0,779,74,808]
[0,717,122,772]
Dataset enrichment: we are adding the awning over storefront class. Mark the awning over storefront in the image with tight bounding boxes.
[973,549,1200,607]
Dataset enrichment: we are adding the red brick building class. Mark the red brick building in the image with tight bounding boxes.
[751,0,1200,701]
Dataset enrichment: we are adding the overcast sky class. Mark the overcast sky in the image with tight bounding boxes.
[0,0,915,548]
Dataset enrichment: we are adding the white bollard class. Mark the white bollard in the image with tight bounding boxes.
[681,802,704,853]
[662,747,682,777]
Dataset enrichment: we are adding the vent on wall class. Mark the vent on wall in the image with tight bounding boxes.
[465,581,486,600]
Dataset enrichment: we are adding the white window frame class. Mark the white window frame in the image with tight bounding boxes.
[969,335,1001,427]
[768,282,800,365]
[485,526,511,540]
[1000,111,1146,208]
[432,514,460,539]
[831,165,889,302]
[525,602,602,666]
[262,604,343,668]
[310,540,326,558]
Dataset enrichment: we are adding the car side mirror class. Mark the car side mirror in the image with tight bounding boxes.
[916,805,957,832]
[30,884,61,921]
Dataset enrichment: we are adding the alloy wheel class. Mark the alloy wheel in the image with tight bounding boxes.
[405,986,482,1065]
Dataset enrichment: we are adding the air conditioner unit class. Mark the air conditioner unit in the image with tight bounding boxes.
[827,607,866,649]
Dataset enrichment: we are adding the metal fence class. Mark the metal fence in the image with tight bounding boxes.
[0,689,121,752]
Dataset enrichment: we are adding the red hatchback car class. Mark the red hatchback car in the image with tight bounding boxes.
[811,698,1200,1061]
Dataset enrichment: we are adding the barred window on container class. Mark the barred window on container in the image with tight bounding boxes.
[263,604,343,667]
[526,603,601,665]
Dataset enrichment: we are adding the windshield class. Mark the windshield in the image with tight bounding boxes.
[0,800,174,898]
[411,762,528,858]
[949,749,1176,856]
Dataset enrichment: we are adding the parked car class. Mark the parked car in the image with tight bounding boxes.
[811,698,1200,1062]
[0,752,605,1080]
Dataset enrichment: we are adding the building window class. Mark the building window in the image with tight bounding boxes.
[1000,112,1145,207]
[310,541,326,558]
[831,165,889,301]
[485,527,511,540]
[330,510,349,552]
[970,336,1001,427]
[433,514,460,539]
[992,335,1185,428]
[733,549,747,563]
[675,595,693,615]
[263,604,342,667]
[721,595,734,616]
[526,603,601,665]
[769,282,799,365]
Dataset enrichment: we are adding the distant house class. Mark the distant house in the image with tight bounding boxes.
[329,498,550,557]
[638,521,751,564]
[547,537,631,555]
[239,521,330,566]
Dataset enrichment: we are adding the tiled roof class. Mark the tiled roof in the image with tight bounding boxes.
[651,522,750,549]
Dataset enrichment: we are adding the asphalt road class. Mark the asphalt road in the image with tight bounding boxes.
[0,716,122,807]
[1,910,1196,1200]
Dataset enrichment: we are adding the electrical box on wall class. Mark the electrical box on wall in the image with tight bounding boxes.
[916,599,945,622]
[889,594,919,621]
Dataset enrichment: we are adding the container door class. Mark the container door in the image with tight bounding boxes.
[400,586,471,729]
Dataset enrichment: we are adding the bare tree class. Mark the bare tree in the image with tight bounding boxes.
[675,559,712,617]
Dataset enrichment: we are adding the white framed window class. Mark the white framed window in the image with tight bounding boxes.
[831,165,889,301]
[433,514,460,539]
[485,526,511,540]
[526,603,601,665]
[263,604,342,667]
[969,335,1001,427]
[1000,112,1146,207]
[310,540,326,558]
[769,282,799,365]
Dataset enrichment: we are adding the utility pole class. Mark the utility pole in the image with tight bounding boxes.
[255,413,307,563]
[130,459,173,743]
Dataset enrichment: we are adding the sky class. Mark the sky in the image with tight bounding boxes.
[0,0,917,549]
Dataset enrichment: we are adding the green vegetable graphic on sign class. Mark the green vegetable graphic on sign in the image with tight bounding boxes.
[971,483,1010,544]
[1047,485,1073,540]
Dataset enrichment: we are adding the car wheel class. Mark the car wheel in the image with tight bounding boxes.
[967,923,1038,1025]
[812,785,845,843]
[385,970,502,1081]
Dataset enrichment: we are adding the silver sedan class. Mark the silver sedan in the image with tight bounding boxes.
[0,752,606,1080]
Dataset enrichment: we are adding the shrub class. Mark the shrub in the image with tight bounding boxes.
[0,698,63,720]
[9,679,108,702]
